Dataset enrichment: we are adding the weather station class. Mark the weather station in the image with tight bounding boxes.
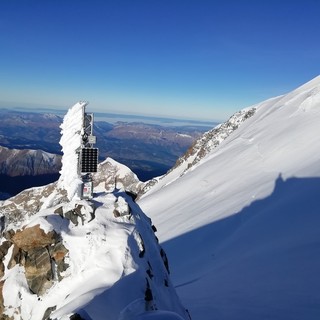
[78,102,99,200]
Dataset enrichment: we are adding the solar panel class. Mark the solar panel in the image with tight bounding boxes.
[80,148,98,173]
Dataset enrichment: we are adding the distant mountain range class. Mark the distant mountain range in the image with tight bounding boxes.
[0,109,214,198]
[0,146,61,199]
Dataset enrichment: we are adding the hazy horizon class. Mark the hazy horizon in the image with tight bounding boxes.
[1,1,319,121]
[0,103,217,127]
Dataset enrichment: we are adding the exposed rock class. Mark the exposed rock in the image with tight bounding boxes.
[113,196,130,217]
[0,241,11,260]
[53,206,63,215]
[49,242,69,280]
[0,182,68,224]
[0,263,4,280]
[24,247,53,295]
[11,225,58,252]
[0,280,12,319]
[171,108,256,174]
[69,313,85,320]
[54,202,94,226]
[63,209,80,226]
[3,225,69,296]
[93,158,143,195]
[42,305,56,320]
[0,280,4,317]
[7,244,25,269]
[2,230,15,242]
[50,242,68,263]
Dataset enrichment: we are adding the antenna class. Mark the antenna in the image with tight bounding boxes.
[79,102,98,199]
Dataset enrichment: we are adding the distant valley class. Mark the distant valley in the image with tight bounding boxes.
[0,108,216,198]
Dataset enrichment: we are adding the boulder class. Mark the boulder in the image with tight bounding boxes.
[54,203,94,226]
[0,241,11,260]
[0,280,7,319]
[6,225,69,296]
[0,241,12,278]
[24,247,53,295]
[0,263,4,280]
[11,225,58,251]
[7,244,25,269]
[49,242,69,280]
[42,305,56,320]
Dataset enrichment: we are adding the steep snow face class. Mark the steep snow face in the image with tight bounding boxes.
[57,102,85,200]
[139,75,320,319]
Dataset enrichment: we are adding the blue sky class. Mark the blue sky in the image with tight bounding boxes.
[0,0,319,121]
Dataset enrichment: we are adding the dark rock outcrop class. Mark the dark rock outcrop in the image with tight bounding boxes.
[25,247,53,295]
[11,225,58,251]
[0,225,69,296]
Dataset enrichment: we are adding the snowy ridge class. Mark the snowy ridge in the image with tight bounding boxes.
[141,106,257,196]
[0,103,189,320]
[1,190,189,319]
[0,157,144,227]
[139,75,320,319]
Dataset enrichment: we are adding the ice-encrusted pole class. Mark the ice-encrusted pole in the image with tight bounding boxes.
[58,101,87,200]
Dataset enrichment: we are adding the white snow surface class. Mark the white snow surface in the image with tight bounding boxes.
[139,75,320,320]
[2,192,188,320]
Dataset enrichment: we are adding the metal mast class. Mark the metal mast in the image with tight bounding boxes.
[79,102,98,199]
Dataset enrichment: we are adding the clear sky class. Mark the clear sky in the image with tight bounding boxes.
[0,0,319,121]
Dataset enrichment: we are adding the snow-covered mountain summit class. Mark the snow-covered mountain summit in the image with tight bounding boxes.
[0,103,189,320]
[139,75,320,319]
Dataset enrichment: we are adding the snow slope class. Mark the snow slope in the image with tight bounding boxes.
[139,75,320,319]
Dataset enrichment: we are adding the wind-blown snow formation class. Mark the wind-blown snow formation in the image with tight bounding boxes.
[58,101,85,200]
[139,75,320,320]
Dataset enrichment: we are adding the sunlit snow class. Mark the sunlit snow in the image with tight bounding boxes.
[139,75,320,320]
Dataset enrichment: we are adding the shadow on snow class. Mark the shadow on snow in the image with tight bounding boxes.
[162,175,320,320]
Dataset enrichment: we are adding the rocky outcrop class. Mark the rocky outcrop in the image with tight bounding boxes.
[0,182,68,225]
[24,247,53,295]
[0,225,69,296]
[0,157,142,225]
[54,202,95,226]
[0,241,11,278]
[0,280,9,320]
[11,225,58,251]
[93,157,144,195]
